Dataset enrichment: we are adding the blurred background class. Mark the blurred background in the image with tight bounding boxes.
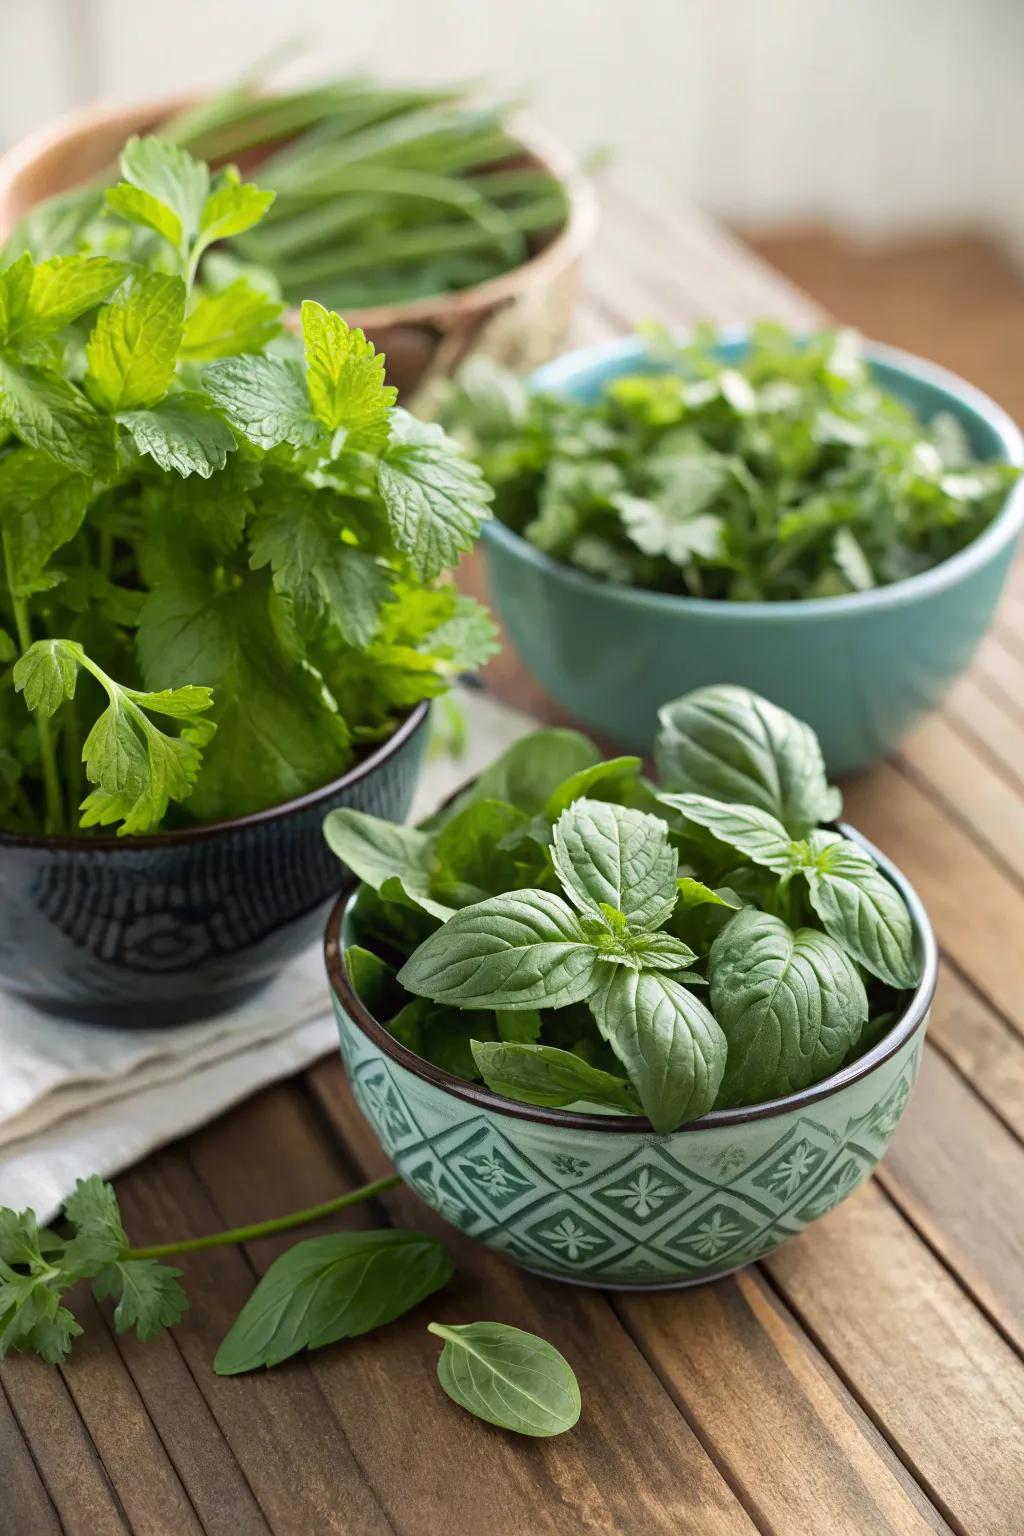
[3,0,1022,411]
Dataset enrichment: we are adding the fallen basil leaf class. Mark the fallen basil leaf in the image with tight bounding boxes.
[428,1321,581,1437]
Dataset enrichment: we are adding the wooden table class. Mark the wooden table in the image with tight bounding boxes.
[4,189,1024,1536]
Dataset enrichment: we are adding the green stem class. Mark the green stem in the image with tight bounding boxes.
[124,1172,401,1261]
[2,535,64,834]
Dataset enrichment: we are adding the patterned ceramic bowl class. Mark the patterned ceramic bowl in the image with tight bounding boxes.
[0,703,429,1027]
[325,824,937,1288]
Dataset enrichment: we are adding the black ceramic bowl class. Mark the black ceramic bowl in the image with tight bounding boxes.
[0,702,429,1026]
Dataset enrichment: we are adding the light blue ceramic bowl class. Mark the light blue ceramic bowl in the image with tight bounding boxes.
[325,825,938,1289]
[480,335,1024,772]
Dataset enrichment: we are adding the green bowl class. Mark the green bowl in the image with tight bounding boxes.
[324,825,937,1289]
[480,335,1024,772]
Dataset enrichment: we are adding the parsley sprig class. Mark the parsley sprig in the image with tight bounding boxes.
[0,135,496,837]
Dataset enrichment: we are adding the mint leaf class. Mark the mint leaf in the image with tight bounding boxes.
[0,450,90,595]
[589,968,726,1131]
[708,908,868,1107]
[377,409,492,580]
[203,355,317,450]
[471,1039,640,1113]
[658,792,798,875]
[180,278,282,360]
[428,1322,581,1438]
[85,272,185,410]
[398,889,601,1010]
[803,831,918,988]
[0,358,113,475]
[655,685,841,836]
[118,393,235,477]
[551,798,678,931]
[301,300,395,452]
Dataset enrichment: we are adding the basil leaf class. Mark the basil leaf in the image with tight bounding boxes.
[420,1004,496,1079]
[658,792,798,875]
[544,755,642,819]
[323,809,453,922]
[628,931,701,973]
[588,968,726,1131]
[344,945,404,1020]
[434,799,531,895]
[708,908,868,1107]
[675,877,744,912]
[655,685,841,836]
[552,799,678,931]
[214,1231,452,1375]
[427,1321,581,1437]
[471,1040,641,1113]
[447,728,599,820]
[496,1008,542,1043]
[398,890,601,1009]
[803,832,919,989]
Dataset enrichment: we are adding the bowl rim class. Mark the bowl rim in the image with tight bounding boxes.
[480,331,1024,622]
[0,699,430,852]
[324,817,939,1135]
[0,96,598,327]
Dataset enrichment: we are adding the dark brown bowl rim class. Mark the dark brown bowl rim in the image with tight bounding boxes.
[324,818,939,1135]
[0,700,430,852]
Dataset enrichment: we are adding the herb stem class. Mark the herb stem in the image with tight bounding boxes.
[123,1172,402,1260]
[2,534,65,834]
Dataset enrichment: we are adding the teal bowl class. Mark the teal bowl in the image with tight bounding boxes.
[324,826,937,1289]
[480,335,1024,772]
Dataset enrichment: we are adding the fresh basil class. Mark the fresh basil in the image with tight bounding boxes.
[708,908,868,1107]
[658,792,798,875]
[802,831,917,988]
[551,799,678,931]
[214,1231,452,1375]
[589,968,726,1130]
[545,755,642,819]
[655,685,842,835]
[471,1040,641,1113]
[427,1321,582,1437]
[323,811,453,922]
[675,877,743,912]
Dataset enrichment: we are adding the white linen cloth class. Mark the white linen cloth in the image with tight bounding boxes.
[0,688,538,1220]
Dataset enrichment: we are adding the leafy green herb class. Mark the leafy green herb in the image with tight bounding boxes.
[335,685,920,1130]
[0,135,496,836]
[439,326,1017,603]
[428,1321,581,1437]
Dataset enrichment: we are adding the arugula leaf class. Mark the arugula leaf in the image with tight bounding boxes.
[398,890,602,1010]
[471,1039,640,1113]
[0,450,90,596]
[180,278,283,360]
[588,967,726,1130]
[203,355,318,450]
[428,1321,581,1437]
[708,908,868,1107]
[377,410,492,580]
[214,1231,452,1375]
[301,300,396,452]
[802,831,919,988]
[118,393,235,477]
[658,792,798,875]
[551,798,678,931]
[85,272,186,411]
[655,685,841,835]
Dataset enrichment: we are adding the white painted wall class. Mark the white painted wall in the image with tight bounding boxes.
[2,0,1020,247]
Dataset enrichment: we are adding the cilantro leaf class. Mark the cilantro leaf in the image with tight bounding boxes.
[85,272,186,410]
[93,1259,187,1342]
[301,300,396,453]
[377,409,492,579]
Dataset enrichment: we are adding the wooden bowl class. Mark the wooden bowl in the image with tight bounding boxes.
[0,95,597,396]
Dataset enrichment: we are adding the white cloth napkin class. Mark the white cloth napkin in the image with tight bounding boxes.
[0,687,538,1221]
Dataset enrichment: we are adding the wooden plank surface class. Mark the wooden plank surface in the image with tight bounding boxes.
[3,186,1024,1536]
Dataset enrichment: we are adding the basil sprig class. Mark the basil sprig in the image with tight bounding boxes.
[330,684,921,1129]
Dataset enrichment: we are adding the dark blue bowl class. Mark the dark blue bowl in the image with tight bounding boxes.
[0,702,429,1026]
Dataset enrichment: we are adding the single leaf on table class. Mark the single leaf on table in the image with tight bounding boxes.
[0,449,90,596]
[6,255,129,344]
[248,485,392,645]
[471,1039,640,1113]
[654,685,842,835]
[377,408,492,580]
[708,907,868,1107]
[13,638,83,716]
[301,300,395,453]
[545,755,643,819]
[588,967,726,1130]
[85,272,185,411]
[428,1321,581,1437]
[802,830,919,989]
[215,1231,453,1375]
[203,354,319,450]
[658,791,799,876]
[180,278,283,360]
[552,798,678,931]
[118,392,235,478]
[399,889,601,1010]
[0,358,114,476]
